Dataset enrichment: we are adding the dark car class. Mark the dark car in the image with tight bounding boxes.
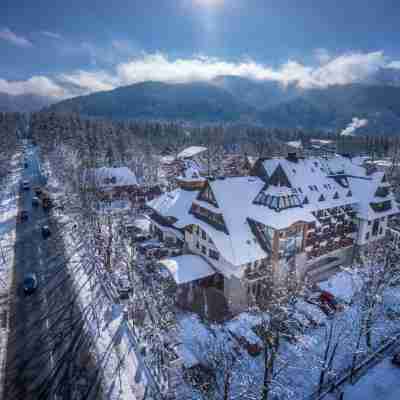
[32,196,40,206]
[22,180,30,190]
[392,353,400,367]
[17,210,29,222]
[23,273,38,295]
[41,225,51,238]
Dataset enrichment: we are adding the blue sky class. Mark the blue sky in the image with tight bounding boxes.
[1,0,400,98]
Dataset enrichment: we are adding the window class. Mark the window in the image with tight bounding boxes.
[372,220,379,236]
[298,188,303,193]
[208,237,213,244]
[309,185,314,191]
[196,241,200,249]
[370,200,392,212]
[368,220,372,226]
[365,232,370,241]
[209,249,220,260]
[202,230,207,240]
[333,192,339,200]
[347,190,352,197]
[201,245,206,255]
[379,227,383,235]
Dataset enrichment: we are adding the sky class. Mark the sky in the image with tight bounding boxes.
[1,0,400,99]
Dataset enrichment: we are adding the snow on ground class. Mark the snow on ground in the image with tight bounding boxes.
[0,152,22,398]
[47,168,148,399]
[177,275,400,399]
[318,269,363,303]
[328,358,400,400]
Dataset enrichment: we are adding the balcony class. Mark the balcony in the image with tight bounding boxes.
[245,263,271,282]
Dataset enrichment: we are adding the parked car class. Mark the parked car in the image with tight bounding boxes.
[33,186,42,196]
[32,196,40,206]
[392,353,400,367]
[134,233,151,243]
[23,273,38,295]
[17,210,29,223]
[41,225,51,238]
[22,180,30,190]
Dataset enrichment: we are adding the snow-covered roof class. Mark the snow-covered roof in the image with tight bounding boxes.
[147,188,199,221]
[178,146,207,159]
[286,140,303,149]
[261,155,398,220]
[262,157,357,211]
[318,270,363,303]
[158,255,215,284]
[88,167,138,189]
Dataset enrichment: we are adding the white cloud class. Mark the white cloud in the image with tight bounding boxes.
[388,60,400,69]
[40,31,63,40]
[115,51,388,89]
[59,70,117,93]
[0,50,398,99]
[314,48,332,64]
[0,27,33,48]
[308,51,386,88]
[0,76,68,98]
[340,117,369,136]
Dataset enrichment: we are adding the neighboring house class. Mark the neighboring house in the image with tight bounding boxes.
[86,166,161,206]
[87,167,138,198]
[147,153,399,315]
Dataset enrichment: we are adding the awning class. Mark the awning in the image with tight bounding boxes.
[158,255,215,285]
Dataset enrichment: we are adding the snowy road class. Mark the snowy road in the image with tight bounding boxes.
[4,144,97,399]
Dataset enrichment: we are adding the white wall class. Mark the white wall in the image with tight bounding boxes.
[357,216,387,246]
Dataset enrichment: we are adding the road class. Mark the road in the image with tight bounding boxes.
[4,143,97,399]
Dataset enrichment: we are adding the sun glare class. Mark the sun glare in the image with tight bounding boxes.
[193,0,224,7]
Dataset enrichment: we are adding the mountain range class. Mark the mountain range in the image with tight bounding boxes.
[4,67,400,135]
[0,92,52,113]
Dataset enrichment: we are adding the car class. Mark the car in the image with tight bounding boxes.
[33,186,42,196]
[117,278,132,299]
[32,196,40,206]
[392,353,400,367]
[23,273,38,295]
[134,234,149,243]
[41,225,51,238]
[17,210,29,223]
[22,180,30,190]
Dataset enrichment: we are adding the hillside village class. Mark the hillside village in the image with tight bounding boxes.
[2,112,400,400]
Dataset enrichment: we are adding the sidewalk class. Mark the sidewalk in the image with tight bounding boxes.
[0,154,22,399]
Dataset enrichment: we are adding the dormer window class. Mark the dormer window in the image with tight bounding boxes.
[318,194,325,202]
[333,192,340,200]
[303,196,309,205]
[346,190,352,197]
[375,186,389,198]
